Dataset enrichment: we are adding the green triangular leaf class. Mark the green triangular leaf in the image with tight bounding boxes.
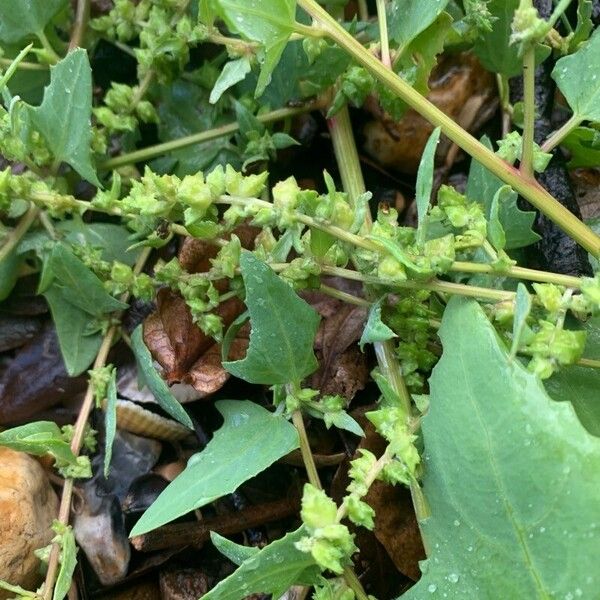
[203,527,320,600]
[387,0,450,47]
[130,400,299,536]
[402,298,600,598]
[21,49,100,185]
[214,0,295,97]
[466,136,539,249]
[359,299,396,350]
[211,532,260,566]
[223,251,320,384]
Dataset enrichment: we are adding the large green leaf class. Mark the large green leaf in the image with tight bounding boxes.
[553,28,600,123]
[131,325,193,429]
[545,317,600,437]
[223,251,320,385]
[214,0,296,96]
[203,527,320,600]
[466,136,539,249]
[0,0,67,43]
[129,400,299,536]
[21,49,100,185]
[44,284,103,376]
[402,298,600,599]
[387,0,450,48]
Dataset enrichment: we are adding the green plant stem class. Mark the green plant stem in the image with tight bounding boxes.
[547,0,575,30]
[578,357,600,369]
[36,30,60,64]
[319,265,516,302]
[291,409,322,488]
[357,0,369,20]
[540,114,582,153]
[132,69,155,105]
[0,204,40,263]
[449,261,582,288]
[328,105,368,214]
[41,248,151,600]
[342,567,370,600]
[326,105,433,536]
[0,57,47,71]
[100,105,315,170]
[520,46,536,177]
[375,0,391,68]
[319,283,371,306]
[291,375,367,599]
[0,45,36,89]
[297,0,600,258]
[69,0,90,49]
[207,32,259,52]
[30,190,587,291]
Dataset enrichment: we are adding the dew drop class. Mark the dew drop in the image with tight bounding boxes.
[428,584,437,593]
[448,573,459,584]
[453,519,460,527]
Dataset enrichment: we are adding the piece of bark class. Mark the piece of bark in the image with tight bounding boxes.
[131,497,299,553]
[0,315,42,352]
[0,323,87,424]
[0,448,59,599]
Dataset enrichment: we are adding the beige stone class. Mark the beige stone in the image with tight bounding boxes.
[0,448,58,599]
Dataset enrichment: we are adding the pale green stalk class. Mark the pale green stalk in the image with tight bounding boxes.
[520,46,536,176]
[101,105,315,169]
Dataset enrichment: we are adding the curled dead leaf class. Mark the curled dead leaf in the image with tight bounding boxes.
[363,53,497,174]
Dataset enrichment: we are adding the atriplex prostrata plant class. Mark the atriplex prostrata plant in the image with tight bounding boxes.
[0,0,600,598]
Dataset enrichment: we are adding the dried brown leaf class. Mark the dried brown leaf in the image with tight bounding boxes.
[185,338,248,396]
[305,293,368,400]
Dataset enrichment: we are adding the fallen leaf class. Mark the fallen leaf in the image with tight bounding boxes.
[143,290,245,385]
[303,290,368,400]
[185,338,249,396]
